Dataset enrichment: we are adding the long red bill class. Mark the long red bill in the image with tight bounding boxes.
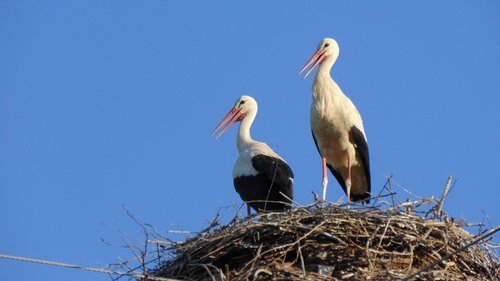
[211,108,243,139]
[299,49,326,79]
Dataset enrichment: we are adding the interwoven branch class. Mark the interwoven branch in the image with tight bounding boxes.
[153,202,499,281]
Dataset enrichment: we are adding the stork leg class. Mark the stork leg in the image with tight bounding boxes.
[346,157,352,209]
[321,156,328,203]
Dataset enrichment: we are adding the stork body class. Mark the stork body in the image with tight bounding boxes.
[212,96,294,215]
[300,38,370,204]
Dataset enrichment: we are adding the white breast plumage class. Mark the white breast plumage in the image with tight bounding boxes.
[233,149,258,178]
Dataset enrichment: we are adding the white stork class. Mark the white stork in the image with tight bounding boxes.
[212,95,294,215]
[299,38,371,204]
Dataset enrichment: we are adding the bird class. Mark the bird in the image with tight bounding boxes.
[212,95,294,215]
[299,38,371,205]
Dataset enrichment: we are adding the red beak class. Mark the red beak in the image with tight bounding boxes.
[211,108,244,139]
[299,49,327,79]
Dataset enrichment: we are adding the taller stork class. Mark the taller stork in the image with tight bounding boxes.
[299,38,371,204]
[212,95,294,215]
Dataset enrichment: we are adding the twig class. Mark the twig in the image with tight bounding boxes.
[385,196,436,212]
[291,224,346,245]
[279,191,305,209]
[297,242,307,278]
[387,175,423,200]
[435,176,453,219]
[378,218,392,247]
[479,209,494,234]
[402,226,500,280]
[190,263,221,281]
[165,230,193,235]
[253,268,272,280]
[199,212,221,234]
[145,224,173,242]
[147,240,176,246]
[248,244,263,276]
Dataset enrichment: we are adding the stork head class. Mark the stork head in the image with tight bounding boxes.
[299,38,339,79]
[211,95,258,139]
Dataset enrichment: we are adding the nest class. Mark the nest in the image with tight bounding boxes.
[152,198,499,281]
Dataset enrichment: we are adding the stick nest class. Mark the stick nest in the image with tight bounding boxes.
[152,201,499,281]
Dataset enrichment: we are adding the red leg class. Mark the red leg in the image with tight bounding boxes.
[347,157,352,208]
[321,157,328,202]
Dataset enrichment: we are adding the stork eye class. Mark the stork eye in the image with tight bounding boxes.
[324,43,330,48]
[240,100,246,105]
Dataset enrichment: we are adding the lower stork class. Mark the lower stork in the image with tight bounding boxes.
[299,38,371,205]
[212,95,294,215]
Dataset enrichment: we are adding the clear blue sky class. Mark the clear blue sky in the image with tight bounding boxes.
[1,1,499,280]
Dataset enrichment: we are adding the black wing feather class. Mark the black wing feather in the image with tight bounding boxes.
[251,154,294,204]
[348,126,371,201]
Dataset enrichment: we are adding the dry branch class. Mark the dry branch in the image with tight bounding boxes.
[151,200,499,281]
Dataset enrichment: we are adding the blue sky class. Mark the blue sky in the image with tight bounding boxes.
[1,1,499,280]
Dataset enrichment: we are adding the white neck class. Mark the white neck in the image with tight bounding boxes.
[237,108,257,152]
[314,54,337,85]
[313,54,345,102]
